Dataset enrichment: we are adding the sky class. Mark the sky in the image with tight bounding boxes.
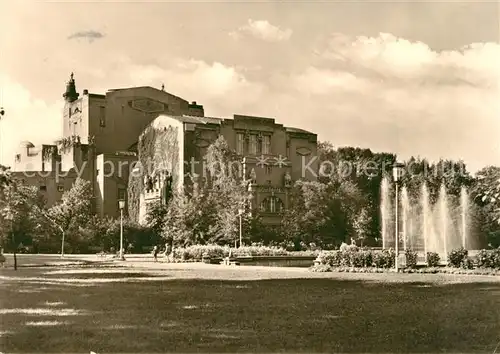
[0,0,499,173]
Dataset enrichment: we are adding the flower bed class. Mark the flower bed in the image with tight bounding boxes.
[310,264,500,276]
[170,244,319,262]
[311,246,500,276]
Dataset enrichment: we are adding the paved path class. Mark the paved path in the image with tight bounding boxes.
[3,253,500,284]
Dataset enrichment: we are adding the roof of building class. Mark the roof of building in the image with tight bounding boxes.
[286,127,316,135]
[107,86,188,102]
[180,115,224,125]
[146,114,316,135]
[148,115,224,128]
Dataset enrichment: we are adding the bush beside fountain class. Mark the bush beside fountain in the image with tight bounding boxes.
[311,244,500,275]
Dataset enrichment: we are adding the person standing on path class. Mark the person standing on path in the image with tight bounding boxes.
[152,245,159,262]
[0,248,5,267]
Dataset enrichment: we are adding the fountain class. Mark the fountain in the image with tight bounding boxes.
[380,177,392,249]
[438,184,449,256]
[401,186,410,251]
[381,180,472,262]
[422,183,430,255]
[460,186,468,249]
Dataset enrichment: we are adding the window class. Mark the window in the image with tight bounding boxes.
[262,135,271,154]
[99,106,106,127]
[249,134,257,155]
[68,107,72,118]
[39,185,47,192]
[265,165,272,175]
[259,196,283,213]
[57,185,64,192]
[15,154,21,162]
[236,133,244,155]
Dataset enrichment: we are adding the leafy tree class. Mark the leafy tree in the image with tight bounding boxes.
[353,207,372,246]
[317,142,395,246]
[282,179,366,249]
[474,166,500,224]
[0,165,12,191]
[204,135,248,244]
[145,201,169,237]
[0,179,44,267]
[159,136,253,247]
[47,178,93,252]
[79,216,160,253]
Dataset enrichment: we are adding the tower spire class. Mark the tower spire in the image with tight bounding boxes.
[63,72,79,102]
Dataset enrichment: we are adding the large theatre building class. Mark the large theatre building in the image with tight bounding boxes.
[12,73,318,226]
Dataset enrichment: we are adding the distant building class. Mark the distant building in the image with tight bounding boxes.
[12,73,318,226]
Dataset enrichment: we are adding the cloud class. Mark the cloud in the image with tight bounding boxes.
[0,74,63,165]
[288,32,500,172]
[230,19,292,42]
[0,59,266,166]
[1,32,498,173]
[67,30,105,43]
[319,32,499,88]
[110,57,266,115]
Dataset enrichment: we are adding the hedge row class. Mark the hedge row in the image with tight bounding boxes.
[315,246,500,270]
[447,247,500,269]
[311,265,500,276]
[171,244,319,261]
[315,246,396,269]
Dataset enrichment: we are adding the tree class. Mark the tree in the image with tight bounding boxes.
[353,207,372,246]
[474,166,500,224]
[282,179,366,249]
[145,201,169,237]
[0,180,43,268]
[159,135,252,247]
[0,165,12,191]
[316,142,396,246]
[202,135,248,245]
[48,178,93,252]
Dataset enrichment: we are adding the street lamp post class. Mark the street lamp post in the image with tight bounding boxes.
[393,162,404,272]
[238,208,244,248]
[119,200,125,260]
[61,229,65,258]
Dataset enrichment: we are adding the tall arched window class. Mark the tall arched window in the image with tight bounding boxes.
[259,196,284,213]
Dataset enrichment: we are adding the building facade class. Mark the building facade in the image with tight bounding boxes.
[135,114,318,226]
[12,73,318,225]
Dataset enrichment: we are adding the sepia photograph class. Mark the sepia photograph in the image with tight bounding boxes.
[0,0,499,352]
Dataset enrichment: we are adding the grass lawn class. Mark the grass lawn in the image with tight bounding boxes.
[1,263,499,353]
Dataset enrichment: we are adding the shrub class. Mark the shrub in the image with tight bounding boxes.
[476,248,500,269]
[233,245,287,257]
[405,249,418,269]
[316,251,342,266]
[461,257,474,269]
[171,244,318,261]
[348,250,365,267]
[359,249,373,267]
[426,252,440,267]
[476,249,494,268]
[448,247,468,268]
[373,249,395,268]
